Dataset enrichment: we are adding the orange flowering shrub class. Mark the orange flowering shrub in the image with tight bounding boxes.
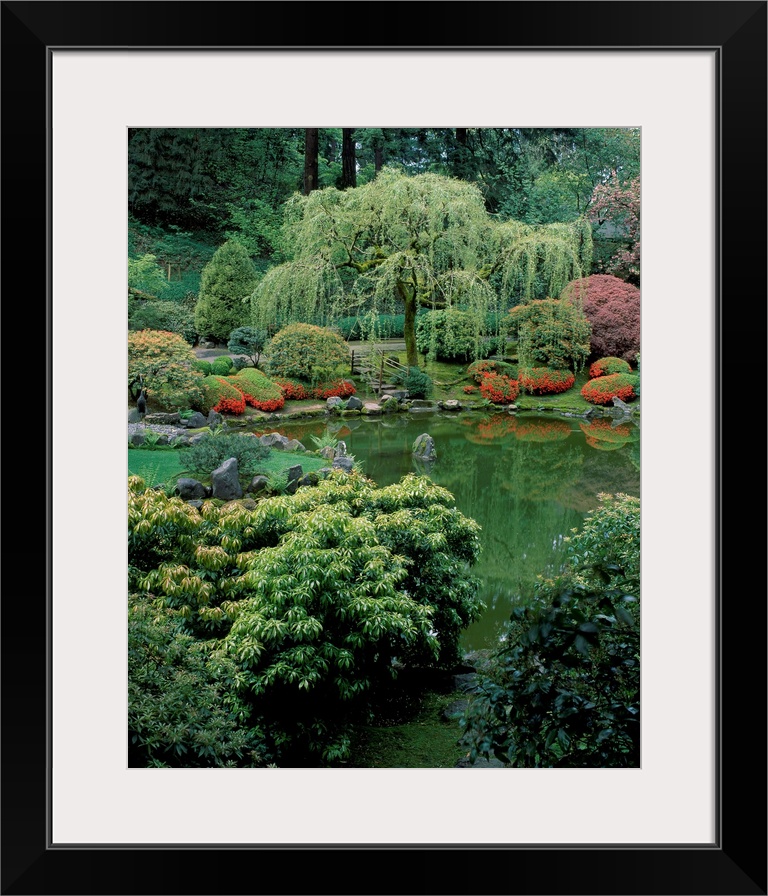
[311,379,356,400]
[581,373,639,406]
[517,367,575,395]
[273,378,311,401]
[478,372,519,404]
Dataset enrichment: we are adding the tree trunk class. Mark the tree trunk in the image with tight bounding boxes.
[303,128,319,195]
[374,144,384,173]
[403,293,419,368]
[341,128,356,189]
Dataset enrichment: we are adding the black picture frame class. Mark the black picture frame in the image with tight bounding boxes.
[3,2,766,894]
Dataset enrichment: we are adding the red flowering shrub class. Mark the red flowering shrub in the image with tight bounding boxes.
[463,384,478,394]
[311,379,356,400]
[214,395,247,415]
[467,359,516,383]
[517,367,576,395]
[581,373,639,405]
[478,372,519,404]
[589,356,633,379]
[511,417,571,443]
[273,378,311,400]
[199,375,247,415]
[274,377,356,401]
[560,274,640,364]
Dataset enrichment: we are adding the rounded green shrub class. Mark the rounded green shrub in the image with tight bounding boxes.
[192,359,213,376]
[211,356,234,376]
[589,357,632,379]
[265,323,349,385]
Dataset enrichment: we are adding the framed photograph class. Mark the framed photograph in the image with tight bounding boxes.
[4,2,765,893]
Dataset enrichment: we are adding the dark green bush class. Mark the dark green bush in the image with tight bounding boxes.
[129,595,265,768]
[460,493,640,768]
[129,300,197,344]
[227,326,268,367]
[185,431,270,478]
[393,366,433,399]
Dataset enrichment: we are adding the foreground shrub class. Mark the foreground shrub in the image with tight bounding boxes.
[274,377,356,401]
[198,375,247,415]
[460,492,639,768]
[517,366,576,395]
[589,356,633,378]
[311,379,357,400]
[128,472,484,765]
[129,596,265,768]
[265,322,349,385]
[581,373,639,405]
[230,367,285,412]
[478,372,519,404]
[184,431,270,479]
[561,274,640,364]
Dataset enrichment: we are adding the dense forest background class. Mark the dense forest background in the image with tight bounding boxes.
[128,126,640,303]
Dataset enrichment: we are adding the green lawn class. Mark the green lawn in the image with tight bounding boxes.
[128,446,330,490]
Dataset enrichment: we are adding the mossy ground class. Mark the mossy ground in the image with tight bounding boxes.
[344,669,469,768]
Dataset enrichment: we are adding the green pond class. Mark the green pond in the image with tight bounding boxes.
[255,409,640,653]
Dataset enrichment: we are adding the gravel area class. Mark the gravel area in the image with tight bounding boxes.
[127,422,188,438]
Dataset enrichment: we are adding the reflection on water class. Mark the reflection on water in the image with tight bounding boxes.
[254,410,640,652]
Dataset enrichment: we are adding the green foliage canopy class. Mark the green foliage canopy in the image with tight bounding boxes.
[249,168,592,367]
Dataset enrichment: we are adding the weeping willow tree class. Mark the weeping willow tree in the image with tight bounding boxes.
[250,167,592,367]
